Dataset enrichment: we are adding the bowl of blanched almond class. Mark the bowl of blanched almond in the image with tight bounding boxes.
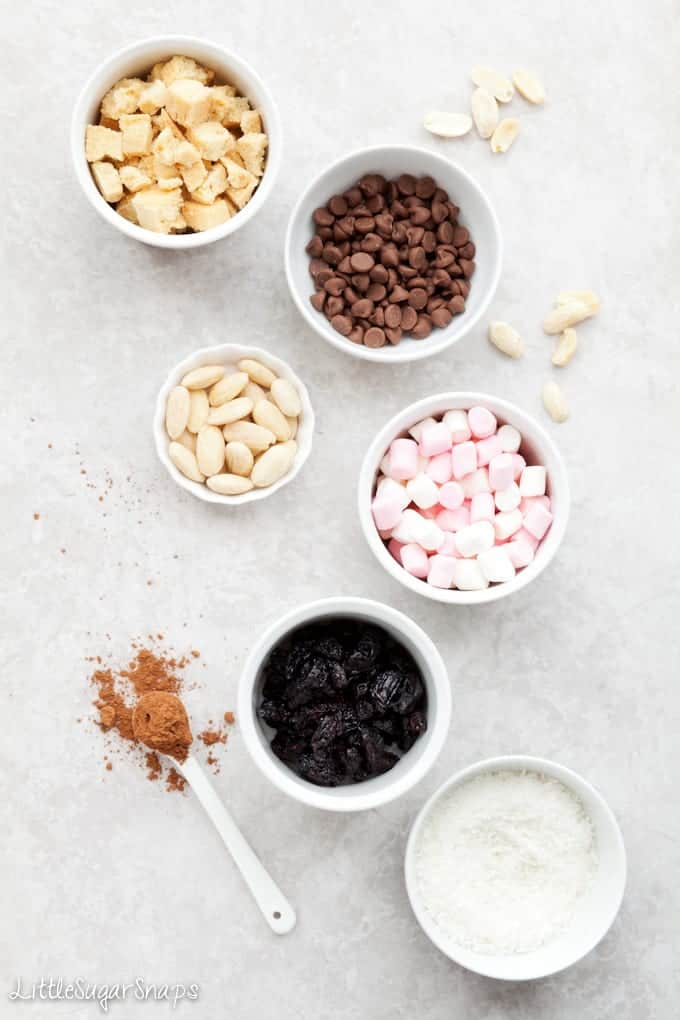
[71,37,281,247]
[154,345,314,504]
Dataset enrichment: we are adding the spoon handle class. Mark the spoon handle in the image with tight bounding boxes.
[177,755,296,934]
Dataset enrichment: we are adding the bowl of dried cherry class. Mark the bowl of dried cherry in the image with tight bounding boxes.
[238,597,451,811]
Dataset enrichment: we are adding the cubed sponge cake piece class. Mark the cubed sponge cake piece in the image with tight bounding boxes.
[182,199,233,232]
[165,79,212,128]
[85,125,123,162]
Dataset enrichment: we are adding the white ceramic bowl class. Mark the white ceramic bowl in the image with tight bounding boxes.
[405,755,626,980]
[71,35,281,248]
[153,343,314,504]
[284,145,502,363]
[238,597,451,812]
[358,392,570,604]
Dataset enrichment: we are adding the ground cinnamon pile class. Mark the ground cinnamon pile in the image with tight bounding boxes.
[88,639,234,791]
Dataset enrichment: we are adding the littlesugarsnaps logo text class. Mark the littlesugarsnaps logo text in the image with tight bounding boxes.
[8,977,200,1012]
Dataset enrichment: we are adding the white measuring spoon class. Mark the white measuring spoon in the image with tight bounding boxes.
[172,753,296,934]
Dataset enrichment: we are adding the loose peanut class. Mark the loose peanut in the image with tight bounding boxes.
[209,371,248,407]
[225,441,254,476]
[165,385,190,439]
[488,321,524,358]
[423,112,473,138]
[471,87,498,139]
[270,378,302,418]
[237,358,276,388]
[180,364,225,390]
[207,396,253,426]
[543,300,594,334]
[542,381,569,422]
[552,328,578,367]
[470,66,514,103]
[251,441,298,488]
[512,68,545,105]
[253,399,290,441]
[168,441,205,483]
[206,473,254,495]
[196,425,225,476]
[221,421,276,452]
[490,118,520,153]
[187,389,209,433]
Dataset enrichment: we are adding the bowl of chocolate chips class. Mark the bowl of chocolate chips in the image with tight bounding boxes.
[284,145,502,362]
[238,597,451,811]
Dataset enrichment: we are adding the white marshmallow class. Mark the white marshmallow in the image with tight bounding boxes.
[494,482,521,512]
[412,516,445,552]
[461,467,491,498]
[377,476,410,510]
[408,417,437,442]
[406,474,440,510]
[442,409,472,443]
[519,465,547,497]
[497,424,522,453]
[454,520,495,558]
[478,546,516,583]
[493,508,523,540]
[391,509,422,544]
[453,559,489,590]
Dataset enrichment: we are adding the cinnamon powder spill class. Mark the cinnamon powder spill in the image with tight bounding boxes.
[88,638,234,790]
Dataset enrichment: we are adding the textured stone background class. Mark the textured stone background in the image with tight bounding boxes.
[2,1,679,1017]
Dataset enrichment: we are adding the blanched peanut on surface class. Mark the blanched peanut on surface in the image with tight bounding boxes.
[165,385,190,439]
[237,358,276,388]
[543,300,595,334]
[164,356,304,494]
[488,321,524,358]
[169,441,205,482]
[252,400,290,441]
[490,118,520,153]
[552,327,578,367]
[512,68,545,105]
[225,441,254,476]
[542,380,569,422]
[209,371,248,406]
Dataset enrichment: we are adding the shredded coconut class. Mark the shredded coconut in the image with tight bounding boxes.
[415,770,597,955]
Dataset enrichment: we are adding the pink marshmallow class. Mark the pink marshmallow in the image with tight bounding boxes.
[419,422,453,458]
[476,435,503,467]
[512,453,527,480]
[515,527,539,550]
[436,506,470,532]
[387,539,404,563]
[427,554,458,589]
[389,438,419,480]
[488,453,515,492]
[470,492,495,523]
[400,543,430,578]
[439,481,465,509]
[419,503,441,520]
[520,495,551,514]
[523,503,553,540]
[507,538,535,568]
[452,440,477,480]
[438,532,461,557]
[426,451,453,484]
[468,405,497,439]
[371,495,403,531]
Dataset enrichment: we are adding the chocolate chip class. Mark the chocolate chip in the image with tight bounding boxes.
[369,264,389,284]
[415,175,436,199]
[366,283,387,303]
[412,314,433,339]
[345,187,363,207]
[315,267,333,286]
[361,232,383,253]
[449,295,466,315]
[410,206,431,227]
[330,314,353,336]
[370,306,385,327]
[364,326,386,348]
[408,246,427,271]
[381,246,399,268]
[400,306,418,331]
[348,324,364,344]
[326,295,344,317]
[351,298,374,318]
[384,304,402,328]
[306,235,323,257]
[408,288,428,310]
[324,276,345,296]
[431,307,453,328]
[452,226,469,246]
[352,273,370,293]
[322,245,342,266]
[459,259,476,279]
[310,292,325,312]
[309,258,326,278]
[385,326,403,345]
[350,252,375,272]
[313,207,335,227]
[328,195,348,217]
[397,174,416,196]
[389,285,409,303]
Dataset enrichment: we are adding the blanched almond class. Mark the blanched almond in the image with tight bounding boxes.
[165,385,190,439]
[556,290,600,314]
[270,378,302,418]
[286,416,298,440]
[168,441,205,483]
[513,68,545,105]
[207,396,253,426]
[252,399,290,441]
[237,358,276,387]
[180,364,225,390]
[423,111,473,138]
[552,328,578,367]
[243,380,267,404]
[187,389,209,433]
[209,371,248,407]
[470,66,514,103]
[471,87,498,139]
[490,118,520,153]
[222,421,276,452]
[251,441,297,488]
[543,300,594,334]
[488,321,524,358]
[196,425,225,476]
[225,441,254,476]
[542,381,569,423]
[206,473,254,495]
[177,429,196,453]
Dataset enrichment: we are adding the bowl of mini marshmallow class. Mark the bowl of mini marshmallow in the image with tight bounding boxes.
[358,392,570,604]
